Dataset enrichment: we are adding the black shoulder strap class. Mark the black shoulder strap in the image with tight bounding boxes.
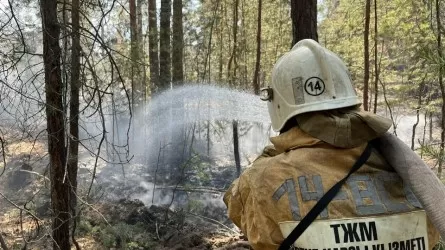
[278,142,374,250]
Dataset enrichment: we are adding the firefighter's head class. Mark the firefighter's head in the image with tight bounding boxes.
[261,39,361,132]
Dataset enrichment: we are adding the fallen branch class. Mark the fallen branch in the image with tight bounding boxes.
[156,186,226,194]
[152,141,164,204]
[186,212,239,235]
[155,220,161,240]
[0,232,8,250]
[0,134,6,178]
[19,170,50,181]
[215,241,251,250]
[0,191,41,222]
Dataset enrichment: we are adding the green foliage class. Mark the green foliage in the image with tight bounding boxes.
[320,0,438,110]
[190,155,212,186]
[184,0,291,87]
[97,226,116,248]
[78,219,94,235]
[77,218,158,249]
[419,144,442,164]
[102,223,158,249]
[12,242,23,250]
[187,198,204,213]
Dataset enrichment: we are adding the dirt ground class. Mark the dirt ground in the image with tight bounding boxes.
[0,137,251,249]
[0,199,251,249]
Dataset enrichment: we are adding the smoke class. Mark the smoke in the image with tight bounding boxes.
[86,84,274,217]
[131,84,272,164]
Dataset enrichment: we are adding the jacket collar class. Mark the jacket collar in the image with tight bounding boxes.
[270,127,323,153]
[269,108,391,152]
[295,109,392,148]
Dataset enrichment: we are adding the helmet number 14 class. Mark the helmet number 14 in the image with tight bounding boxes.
[305,77,325,96]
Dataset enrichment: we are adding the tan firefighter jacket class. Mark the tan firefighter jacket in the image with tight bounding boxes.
[224,127,439,250]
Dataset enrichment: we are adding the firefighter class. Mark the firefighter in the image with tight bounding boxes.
[223,39,439,250]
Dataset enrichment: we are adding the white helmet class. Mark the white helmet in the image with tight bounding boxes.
[261,39,361,132]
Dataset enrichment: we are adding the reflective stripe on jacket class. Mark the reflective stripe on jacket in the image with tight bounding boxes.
[223,127,439,250]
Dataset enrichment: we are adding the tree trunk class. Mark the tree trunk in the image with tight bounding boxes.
[137,0,146,100]
[137,0,143,55]
[381,79,397,136]
[422,111,428,158]
[148,0,159,94]
[159,0,172,91]
[252,0,262,95]
[290,0,318,46]
[240,0,248,88]
[207,121,210,156]
[429,112,433,141]
[40,0,70,247]
[240,0,247,88]
[0,233,8,250]
[218,28,223,82]
[232,120,241,177]
[363,0,371,111]
[218,1,224,83]
[130,0,137,99]
[227,0,239,86]
[436,0,444,178]
[172,0,184,85]
[373,0,378,114]
[69,0,81,247]
[412,79,425,150]
[203,1,220,83]
[61,0,69,107]
[274,3,286,61]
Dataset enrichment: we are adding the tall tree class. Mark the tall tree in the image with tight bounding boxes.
[40,0,70,248]
[137,0,146,99]
[137,0,143,47]
[290,0,318,45]
[252,0,262,95]
[232,120,241,176]
[436,0,444,178]
[69,0,81,246]
[172,0,184,85]
[203,0,220,83]
[130,0,139,104]
[373,0,379,113]
[160,0,172,91]
[148,0,160,94]
[363,0,371,111]
[218,0,225,82]
[240,0,248,87]
[227,0,239,86]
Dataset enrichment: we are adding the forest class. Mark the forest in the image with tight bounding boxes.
[0,0,444,249]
